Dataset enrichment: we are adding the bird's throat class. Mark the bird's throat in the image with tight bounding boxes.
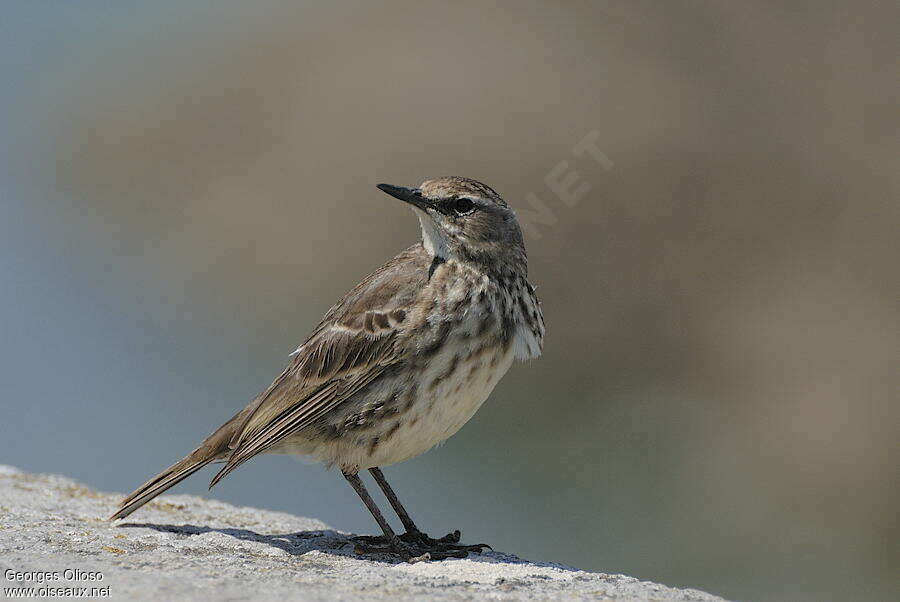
[415,210,450,260]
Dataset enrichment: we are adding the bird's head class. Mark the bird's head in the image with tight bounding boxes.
[377,176,526,270]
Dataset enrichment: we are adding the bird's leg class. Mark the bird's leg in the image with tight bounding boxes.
[368,467,423,535]
[366,467,491,556]
[341,471,429,562]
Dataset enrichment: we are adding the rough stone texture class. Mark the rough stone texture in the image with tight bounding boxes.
[0,466,725,600]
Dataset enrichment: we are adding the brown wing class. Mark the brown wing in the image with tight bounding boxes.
[208,244,429,487]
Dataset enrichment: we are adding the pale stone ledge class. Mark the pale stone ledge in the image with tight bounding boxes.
[0,465,725,601]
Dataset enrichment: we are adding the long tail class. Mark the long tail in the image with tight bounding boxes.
[109,409,245,520]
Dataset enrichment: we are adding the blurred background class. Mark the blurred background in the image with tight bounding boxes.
[1,2,897,600]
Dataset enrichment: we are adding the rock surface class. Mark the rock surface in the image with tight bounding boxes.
[0,466,725,600]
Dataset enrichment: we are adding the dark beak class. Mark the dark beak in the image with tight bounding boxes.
[377,183,430,211]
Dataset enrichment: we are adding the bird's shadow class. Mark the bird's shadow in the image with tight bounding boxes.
[117,522,358,558]
[114,522,578,572]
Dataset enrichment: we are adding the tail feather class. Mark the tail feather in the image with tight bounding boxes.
[109,408,247,521]
[108,455,216,520]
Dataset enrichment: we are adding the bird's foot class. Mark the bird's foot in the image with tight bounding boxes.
[352,530,491,562]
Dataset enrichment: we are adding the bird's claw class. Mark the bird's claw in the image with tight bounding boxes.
[351,529,490,561]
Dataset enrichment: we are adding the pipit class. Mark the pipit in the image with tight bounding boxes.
[111,176,545,562]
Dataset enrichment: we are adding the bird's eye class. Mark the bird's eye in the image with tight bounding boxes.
[452,198,475,215]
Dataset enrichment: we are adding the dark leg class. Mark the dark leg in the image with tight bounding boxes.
[368,467,420,534]
[363,467,491,557]
[341,471,414,561]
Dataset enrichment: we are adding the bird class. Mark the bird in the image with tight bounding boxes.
[110,176,545,562]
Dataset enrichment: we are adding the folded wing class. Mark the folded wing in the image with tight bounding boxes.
[209,244,428,487]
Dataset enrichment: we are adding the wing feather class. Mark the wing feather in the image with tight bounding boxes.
[209,244,429,487]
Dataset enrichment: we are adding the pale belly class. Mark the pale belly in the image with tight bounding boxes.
[362,344,515,468]
[277,340,515,471]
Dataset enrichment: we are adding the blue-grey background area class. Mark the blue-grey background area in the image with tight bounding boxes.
[1,3,897,601]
